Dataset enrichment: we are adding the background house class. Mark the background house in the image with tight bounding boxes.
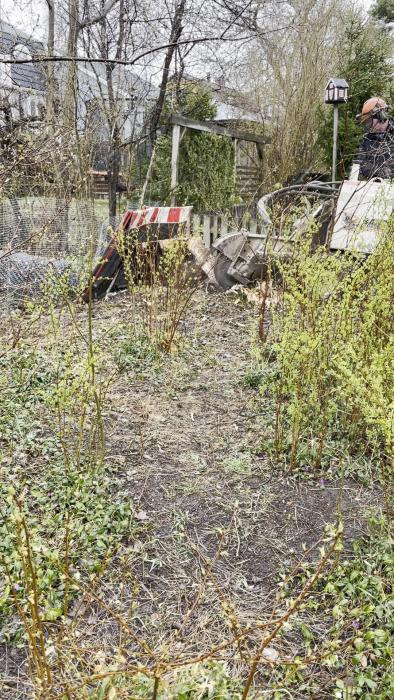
[0,20,46,126]
[71,60,157,197]
[0,20,157,198]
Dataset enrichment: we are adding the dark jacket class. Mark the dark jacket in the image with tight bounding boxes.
[354,124,394,179]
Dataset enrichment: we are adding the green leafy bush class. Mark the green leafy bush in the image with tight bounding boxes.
[283,514,394,699]
[147,83,236,210]
[92,662,246,699]
[0,344,133,640]
[257,215,394,481]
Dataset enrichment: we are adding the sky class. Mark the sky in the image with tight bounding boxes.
[0,0,375,41]
[0,0,47,39]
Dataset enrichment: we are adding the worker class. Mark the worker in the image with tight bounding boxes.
[353,97,394,179]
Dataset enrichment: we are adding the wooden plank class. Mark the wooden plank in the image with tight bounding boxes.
[236,184,262,191]
[203,215,211,248]
[211,215,218,242]
[236,173,261,179]
[236,178,262,184]
[233,137,237,187]
[170,123,181,205]
[171,114,270,145]
[237,167,262,174]
[192,213,201,235]
[220,218,229,237]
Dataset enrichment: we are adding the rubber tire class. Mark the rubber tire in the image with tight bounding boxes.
[213,254,236,290]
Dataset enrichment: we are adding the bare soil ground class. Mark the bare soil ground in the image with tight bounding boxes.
[0,289,380,697]
[95,290,378,645]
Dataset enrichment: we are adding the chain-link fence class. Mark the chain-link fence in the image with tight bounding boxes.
[0,197,116,309]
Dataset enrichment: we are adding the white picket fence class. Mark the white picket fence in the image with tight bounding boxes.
[190,212,262,248]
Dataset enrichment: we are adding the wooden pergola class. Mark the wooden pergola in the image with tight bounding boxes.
[170,115,271,205]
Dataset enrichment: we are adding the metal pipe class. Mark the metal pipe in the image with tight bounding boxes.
[332,105,339,184]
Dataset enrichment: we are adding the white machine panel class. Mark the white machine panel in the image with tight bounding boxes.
[331,179,394,253]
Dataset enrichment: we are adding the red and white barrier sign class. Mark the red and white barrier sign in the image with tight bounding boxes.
[122,206,193,229]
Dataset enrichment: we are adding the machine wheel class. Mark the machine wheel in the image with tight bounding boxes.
[213,254,235,290]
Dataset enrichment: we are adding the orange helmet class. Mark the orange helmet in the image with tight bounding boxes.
[357,97,389,123]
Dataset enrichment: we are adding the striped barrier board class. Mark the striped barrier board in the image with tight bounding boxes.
[122,206,193,230]
[82,206,193,302]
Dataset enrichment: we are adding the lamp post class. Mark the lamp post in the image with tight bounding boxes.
[325,78,349,184]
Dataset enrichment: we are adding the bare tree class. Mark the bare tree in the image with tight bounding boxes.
[215,0,351,183]
[62,0,122,128]
[3,0,347,211]
[45,0,56,125]
[148,0,186,146]
[98,0,126,217]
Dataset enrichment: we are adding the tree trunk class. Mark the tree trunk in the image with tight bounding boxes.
[103,0,125,219]
[45,0,55,126]
[64,0,79,130]
[148,0,186,148]
[108,125,121,219]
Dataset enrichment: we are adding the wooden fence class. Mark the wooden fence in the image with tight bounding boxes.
[190,210,262,247]
[96,203,263,249]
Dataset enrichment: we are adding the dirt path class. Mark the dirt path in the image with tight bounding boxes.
[100,290,378,648]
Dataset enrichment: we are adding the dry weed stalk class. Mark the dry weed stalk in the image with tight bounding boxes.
[2,492,343,700]
[117,222,200,353]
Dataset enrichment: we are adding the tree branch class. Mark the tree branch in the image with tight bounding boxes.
[0,33,255,67]
[79,0,120,30]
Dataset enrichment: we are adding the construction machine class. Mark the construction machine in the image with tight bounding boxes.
[208,173,394,290]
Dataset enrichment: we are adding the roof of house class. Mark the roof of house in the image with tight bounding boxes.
[76,60,158,102]
[0,20,158,102]
[0,20,46,92]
